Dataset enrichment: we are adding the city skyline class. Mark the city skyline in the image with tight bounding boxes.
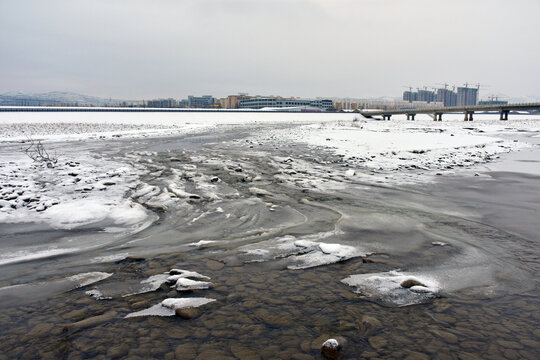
[1,0,540,100]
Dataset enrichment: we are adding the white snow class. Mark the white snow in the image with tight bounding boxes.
[249,115,540,184]
[0,142,156,234]
[124,297,216,318]
[0,110,361,142]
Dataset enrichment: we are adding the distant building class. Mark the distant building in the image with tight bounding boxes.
[436,88,458,107]
[183,95,215,108]
[239,97,332,111]
[147,98,178,108]
[219,94,252,109]
[457,87,478,106]
[403,91,418,102]
[417,90,435,103]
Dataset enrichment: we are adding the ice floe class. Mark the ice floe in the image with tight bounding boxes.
[237,236,367,269]
[175,278,213,291]
[168,269,210,281]
[123,269,212,297]
[341,270,440,307]
[67,272,113,288]
[125,297,216,318]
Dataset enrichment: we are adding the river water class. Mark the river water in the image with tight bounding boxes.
[0,126,539,359]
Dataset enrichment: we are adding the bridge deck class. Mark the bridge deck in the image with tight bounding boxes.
[361,102,540,116]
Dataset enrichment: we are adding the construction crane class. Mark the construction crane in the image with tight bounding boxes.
[436,83,450,90]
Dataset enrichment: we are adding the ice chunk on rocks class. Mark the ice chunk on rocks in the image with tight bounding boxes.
[319,243,357,258]
[123,273,170,297]
[167,269,210,281]
[67,272,113,288]
[85,289,112,300]
[341,270,439,307]
[139,273,170,291]
[175,278,212,291]
[125,297,216,318]
[288,242,365,270]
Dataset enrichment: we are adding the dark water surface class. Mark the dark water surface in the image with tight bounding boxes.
[1,128,539,359]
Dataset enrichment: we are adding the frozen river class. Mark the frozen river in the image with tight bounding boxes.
[0,113,539,359]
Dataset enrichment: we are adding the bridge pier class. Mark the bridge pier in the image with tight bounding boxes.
[464,111,474,121]
[499,110,509,120]
[434,113,442,121]
[406,113,416,120]
[383,114,391,120]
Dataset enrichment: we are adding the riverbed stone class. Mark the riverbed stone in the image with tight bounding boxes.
[175,343,197,359]
[404,351,430,360]
[63,311,117,333]
[106,343,129,359]
[26,323,54,338]
[496,339,523,349]
[290,354,313,360]
[358,315,382,336]
[62,308,89,320]
[175,307,200,319]
[368,335,387,349]
[205,259,224,270]
[311,335,331,350]
[254,309,292,327]
[433,330,458,344]
[230,343,260,360]
[260,345,281,358]
[196,349,234,360]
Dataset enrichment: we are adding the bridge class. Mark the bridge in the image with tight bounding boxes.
[360,102,540,121]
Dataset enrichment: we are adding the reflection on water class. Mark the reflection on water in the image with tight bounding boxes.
[0,135,539,359]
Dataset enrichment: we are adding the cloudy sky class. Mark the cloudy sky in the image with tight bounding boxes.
[1,0,539,101]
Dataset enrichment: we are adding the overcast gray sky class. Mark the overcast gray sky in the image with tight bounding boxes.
[1,0,539,100]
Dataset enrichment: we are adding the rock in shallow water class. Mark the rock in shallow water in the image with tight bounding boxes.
[321,338,342,359]
[124,297,216,318]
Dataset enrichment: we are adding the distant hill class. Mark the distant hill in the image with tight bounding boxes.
[0,91,125,106]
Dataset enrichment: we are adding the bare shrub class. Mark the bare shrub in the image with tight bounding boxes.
[23,138,58,168]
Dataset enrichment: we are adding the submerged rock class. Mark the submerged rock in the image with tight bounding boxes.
[175,307,200,319]
[358,315,382,337]
[64,311,117,333]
